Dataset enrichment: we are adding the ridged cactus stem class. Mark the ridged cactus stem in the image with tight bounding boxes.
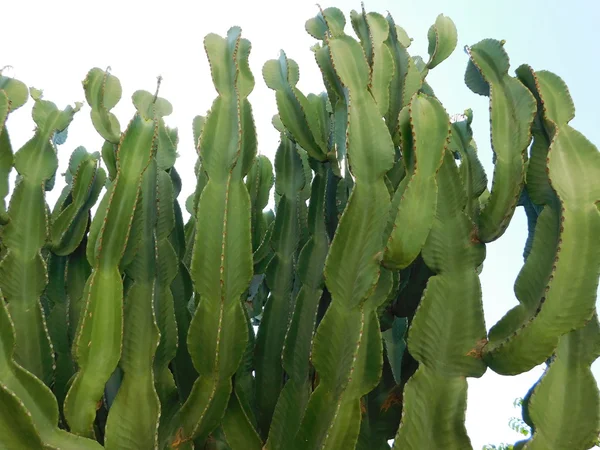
[518,315,600,449]
[383,94,447,269]
[0,91,80,386]
[394,147,487,449]
[64,111,158,436]
[465,39,536,242]
[0,293,102,449]
[483,67,600,375]
[167,27,256,447]
[0,73,28,224]
[46,147,105,419]
[292,25,395,450]
[265,160,329,450]
[104,160,161,450]
[254,134,306,438]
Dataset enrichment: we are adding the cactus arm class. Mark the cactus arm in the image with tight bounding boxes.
[366,13,394,117]
[64,112,157,436]
[291,31,395,450]
[383,94,448,269]
[103,158,162,450]
[50,149,106,255]
[0,292,102,449]
[350,7,393,117]
[170,173,197,402]
[246,155,274,254]
[265,161,329,450]
[263,52,327,161]
[521,316,600,450]
[167,27,255,447]
[44,148,105,419]
[465,39,536,242]
[0,93,80,386]
[44,253,72,421]
[0,90,11,224]
[483,68,600,374]
[183,115,207,269]
[383,13,422,139]
[84,67,122,183]
[450,110,488,222]
[425,14,457,71]
[254,135,306,437]
[305,6,346,40]
[393,148,487,449]
[154,171,182,443]
[83,67,122,143]
[0,72,29,112]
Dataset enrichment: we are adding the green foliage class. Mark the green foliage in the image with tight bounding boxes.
[0,5,598,450]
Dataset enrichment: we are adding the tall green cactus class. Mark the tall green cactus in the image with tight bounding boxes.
[265,159,329,450]
[64,110,157,436]
[0,6,598,450]
[291,20,396,449]
[0,90,80,386]
[518,315,600,449]
[254,134,306,437]
[394,115,487,448]
[167,26,256,447]
[482,66,600,375]
[0,294,102,449]
[46,147,106,418]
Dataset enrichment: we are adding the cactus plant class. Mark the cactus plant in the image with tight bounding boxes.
[0,5,598,450]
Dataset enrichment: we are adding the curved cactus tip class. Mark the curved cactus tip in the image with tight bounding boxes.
[132,89,172,119]
[30,87,43,101]
[426,13,458,70]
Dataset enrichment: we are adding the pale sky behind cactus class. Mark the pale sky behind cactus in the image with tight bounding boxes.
[3,0,599,447]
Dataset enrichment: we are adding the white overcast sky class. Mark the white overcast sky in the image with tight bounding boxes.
[4,0,599,448]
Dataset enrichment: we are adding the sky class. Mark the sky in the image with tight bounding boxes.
[3,0,599,448]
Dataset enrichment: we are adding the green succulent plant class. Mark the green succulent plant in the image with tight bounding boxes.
[0,5,598,450]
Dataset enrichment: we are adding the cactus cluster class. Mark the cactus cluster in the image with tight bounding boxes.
[0,4,599,450]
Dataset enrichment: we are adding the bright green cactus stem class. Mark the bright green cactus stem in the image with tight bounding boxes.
[448,109,487,222]
[350,6,393,117]
[167,27,256,447]
[394,145,487,449]
[135,88,182,443]
[182,115,207,270]
[517,315,600,449]
[254,134,306,438]
[465,39,536,242]
[104,158,161,449]
[482,67,600,374]
[0,293,102,449]
[45,147,105,418]
[64,109,158,436]
[0,72,28,224]
[102,88,177,450]
[382,13,421,139]
[51,147,106,256]
[0,90,80,386]
[265,160,329,450]
[383,94,447,269]
[291,24,395,450]
[246,154,274,273]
